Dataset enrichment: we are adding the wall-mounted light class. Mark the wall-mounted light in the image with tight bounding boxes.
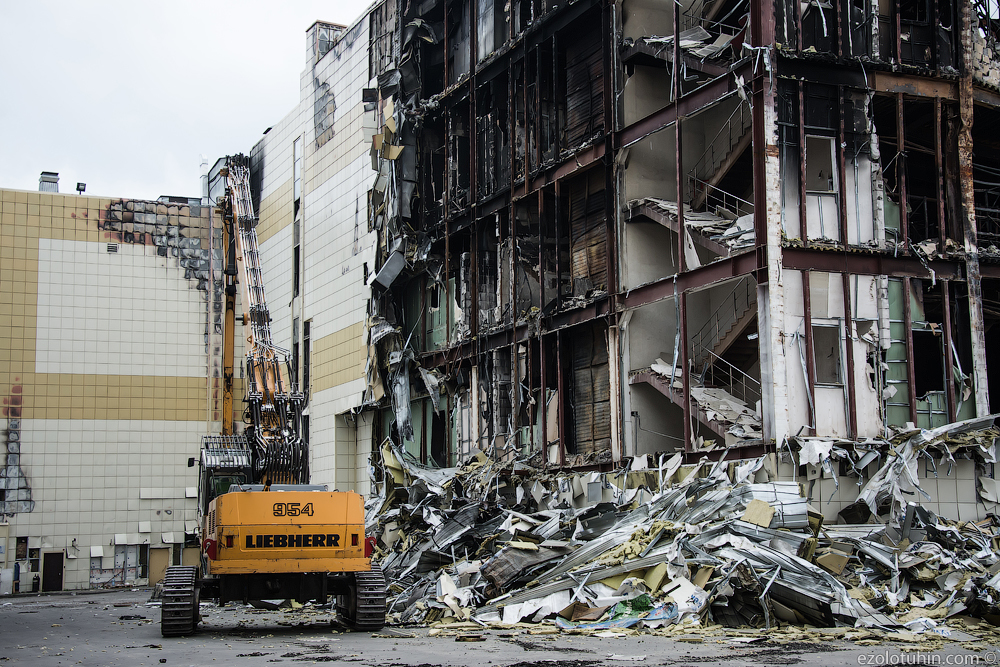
[76,183,86,194]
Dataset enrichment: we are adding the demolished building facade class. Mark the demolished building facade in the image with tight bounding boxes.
[248,0,1000,523]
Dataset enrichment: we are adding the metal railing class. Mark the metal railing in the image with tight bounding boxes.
[690,276,756,369]
[905,194,940,244]
[975,205,1000,240]
[688,176,755,218]
[688,101,752,190]
[681,0,713,30]
[698,349,762,409]
[681,0,740,32]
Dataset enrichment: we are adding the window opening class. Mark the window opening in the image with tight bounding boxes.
[293,136,303,216]
[292,317,300,384]
[293,219,301,298]
[303,320,311,396]
[812,324,843,385]
[912,329,945,395]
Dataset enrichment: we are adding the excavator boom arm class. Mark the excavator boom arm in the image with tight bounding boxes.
[220,156,307,486]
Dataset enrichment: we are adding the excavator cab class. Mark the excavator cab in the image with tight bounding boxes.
[196,435,254,515]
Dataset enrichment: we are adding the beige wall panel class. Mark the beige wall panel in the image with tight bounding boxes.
[257,178,294,244]
[311,322,366,393]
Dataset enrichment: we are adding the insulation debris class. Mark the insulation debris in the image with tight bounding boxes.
[368,418,1000,638]
[626,198,756,253]
[639,355,764,443]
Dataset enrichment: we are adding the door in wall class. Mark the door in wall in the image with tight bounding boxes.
[42,552,63,591]
[148,548,169,585]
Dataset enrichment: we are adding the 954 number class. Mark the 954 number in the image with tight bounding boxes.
[272,502,314,517]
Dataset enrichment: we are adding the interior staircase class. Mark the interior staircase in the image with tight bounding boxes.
[689,101,753,212]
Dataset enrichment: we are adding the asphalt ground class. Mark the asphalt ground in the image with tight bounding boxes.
[1,589,998,667]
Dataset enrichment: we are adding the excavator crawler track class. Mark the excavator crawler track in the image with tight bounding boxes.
[160,566,199,637]
[338,563,387,631]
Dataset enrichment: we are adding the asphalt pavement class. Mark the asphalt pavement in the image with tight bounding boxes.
[1,589,998,667]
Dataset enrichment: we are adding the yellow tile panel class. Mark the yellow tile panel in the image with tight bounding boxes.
[311,322,366,393]
[0,372,209,420]
[257,178,294,245]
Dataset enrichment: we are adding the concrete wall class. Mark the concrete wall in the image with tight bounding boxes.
[765,455,985,524]
[0,188,216,590]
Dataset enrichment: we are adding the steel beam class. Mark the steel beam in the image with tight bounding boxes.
[874,72,958,99]
[781,247,963,280]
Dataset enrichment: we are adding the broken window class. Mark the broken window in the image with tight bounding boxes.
[477,215,502,330]
[801,0,836,53]
[426,279,451,350]
[448,99,471,212]
[513,58,528,180]
[303,320,311,396]
[912,328,945,396]
[513,200,541,318]
[369,0,396,79]
[448,0,472,84]
[515,41,561,174]
[419,116,446,225]
[513,0,531,34]
[405,4,444,98]
[899,0,956,67]
[872,95,904,242]
[846,0,871,56]
[292,317,300,385]
[315,24,341,61]
[903,99,940,243]
[477,0,510,62]
[804,136,839,242]
[476,75,511,200]
[539,189,563,310]
[451,368,476,460]
[802,89,841,241]
[491,348,514,456]
[293,137,302,212]
[799,0,871,56]
[430,408,450,467]
[812,324,843,385]
[973,105,1000,242]
[878,0,895,58]
[805,84,838,131]
[537,41,559,165]
[293,220,301,297]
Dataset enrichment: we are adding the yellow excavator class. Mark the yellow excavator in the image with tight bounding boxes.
[160,156,385,636]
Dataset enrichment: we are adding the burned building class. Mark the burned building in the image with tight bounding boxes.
[249,0,1000,524]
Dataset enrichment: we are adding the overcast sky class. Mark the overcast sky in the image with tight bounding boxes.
[0,1,372,201]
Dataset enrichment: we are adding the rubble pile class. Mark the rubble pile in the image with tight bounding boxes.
[367,417,1000,639]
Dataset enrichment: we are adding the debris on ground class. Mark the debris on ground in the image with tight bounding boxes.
[366,415,1000,641]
